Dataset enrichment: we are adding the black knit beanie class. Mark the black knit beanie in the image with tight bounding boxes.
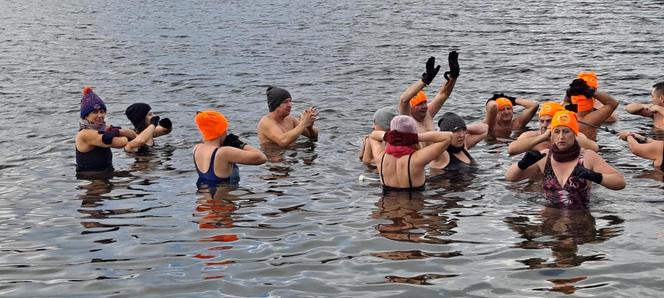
[266,86,291,112]
[438,112,467,132]
[125,103,152,128]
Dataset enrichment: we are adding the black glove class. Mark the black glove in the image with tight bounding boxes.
[443,51,460,81]
[222,133,247,149]
[99,127,120,145]
[564,103,578,113]
[420,56,441,85]
[149,116,160,127]
[517,150,546,170]
[572,165,603,184]
[566,79,595,98]
[158,118,172,130]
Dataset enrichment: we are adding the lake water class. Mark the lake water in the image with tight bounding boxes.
[1,0,664,296]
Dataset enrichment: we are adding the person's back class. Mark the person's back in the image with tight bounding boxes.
[379,151,425,190]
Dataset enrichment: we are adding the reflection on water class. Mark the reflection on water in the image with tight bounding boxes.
[505,207,623,293]
[193,185,241,280]
[506,208,623,270]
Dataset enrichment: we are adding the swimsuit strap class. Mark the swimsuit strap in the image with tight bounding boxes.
[380,152,386,186]
[207,147,220,174]
[193,145,200,172]
[407,153,413,189]
[661,142,664,171]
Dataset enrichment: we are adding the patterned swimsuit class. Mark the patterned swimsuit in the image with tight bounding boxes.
[542,152,591,210]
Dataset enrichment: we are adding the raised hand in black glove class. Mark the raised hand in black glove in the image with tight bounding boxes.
[149,116,160,127]
[564,103,578,113]
[158,118,172,130]
[421,56,441,85]
[572,165,603,184]
[443,51,460,81]
[222,133,247,149]
[517,150,546,170]
[566,79,595,98]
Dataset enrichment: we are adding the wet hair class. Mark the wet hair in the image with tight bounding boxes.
[653,82,664,97]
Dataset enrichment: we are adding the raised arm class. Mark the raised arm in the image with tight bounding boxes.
[412,131,452,167]
[507,130,549,155]
[512,98,539,129]
[428,51,460,116]
[579,91,619,126]
[483,100,499,136]
[399,80,426,116]
[399,57,440,115]
[577,132,599,152]
[428,78,457,117]
[465,122,488,149]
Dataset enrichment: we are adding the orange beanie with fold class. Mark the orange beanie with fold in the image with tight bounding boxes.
[194,111,228,141]
[495,97,513,110]
[539,101,564,118]
[409,91,428,107]
[550,110,579,135]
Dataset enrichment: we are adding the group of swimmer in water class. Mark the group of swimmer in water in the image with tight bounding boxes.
[75,51,664,210]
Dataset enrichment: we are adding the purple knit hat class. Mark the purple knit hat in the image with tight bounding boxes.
[80,86,107,118]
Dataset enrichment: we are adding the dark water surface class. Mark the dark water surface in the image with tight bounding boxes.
[1,0,664,296]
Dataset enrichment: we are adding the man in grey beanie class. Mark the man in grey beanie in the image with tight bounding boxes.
[257,86,319,147]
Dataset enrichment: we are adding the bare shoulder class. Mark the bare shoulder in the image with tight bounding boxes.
[581,149,601,161]
[517,130,539,139]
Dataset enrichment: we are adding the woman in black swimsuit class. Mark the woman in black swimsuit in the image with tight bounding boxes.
[368,115,452,191]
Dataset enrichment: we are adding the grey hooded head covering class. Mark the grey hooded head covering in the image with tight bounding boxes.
[373,107,397,130]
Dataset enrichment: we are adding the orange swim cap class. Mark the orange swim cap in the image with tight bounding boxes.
[577,71,599,90]
[550,110,579,135]
[570,95,594,113]
[495,97,513,110]
[194,110,228,141]
[409,91,428,108]
[539,101,564,118]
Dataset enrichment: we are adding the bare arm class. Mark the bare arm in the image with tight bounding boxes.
[585,150,625,190]
[259,114,312,147]
[577,132,599,152]
[125,124,156,152]
[219,145,267,165]
[77,129,128,150]
[399,80,426,115]
[153,126,171,138]
[428,78,457,117]
[483,101,498,136]
[507,130,548,155]
[119,128,137,140]
[618,131,660,162]
[512,98,539,129]
[359,136,374,165]
[465,122,488,149]
[625,102,654,117]
[412,132,452,168]
[581,91,619,127]
[505,157,544,182]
